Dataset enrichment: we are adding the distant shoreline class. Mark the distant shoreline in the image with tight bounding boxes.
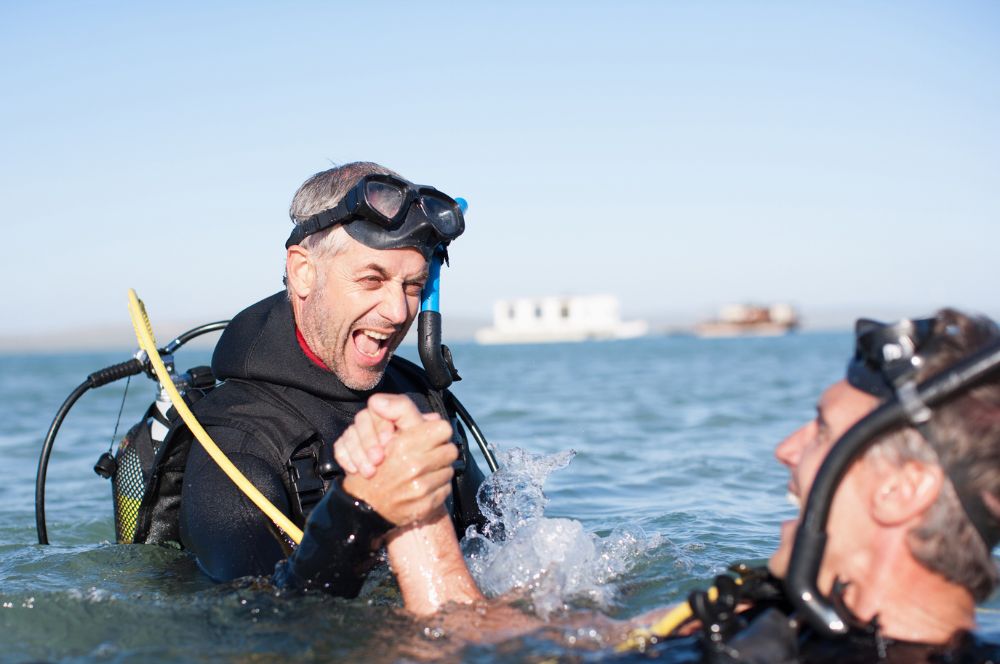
[0,324,856,355]
[4,305,994,353]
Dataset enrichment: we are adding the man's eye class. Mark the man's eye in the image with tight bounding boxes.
[360,276,382,288]
[405,283,425,296]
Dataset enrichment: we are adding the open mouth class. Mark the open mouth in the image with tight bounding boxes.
[786,491,802,510]
[352,328,393,363]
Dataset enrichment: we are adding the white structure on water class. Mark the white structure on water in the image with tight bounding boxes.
[475,295,649,345]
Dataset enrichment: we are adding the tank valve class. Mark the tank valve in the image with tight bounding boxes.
[93,452,117,479]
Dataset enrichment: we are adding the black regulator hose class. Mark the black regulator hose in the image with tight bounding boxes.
[787,338,1000,636]
[35,359,145,544]
[34,321,229,545]
[445,390,499,473]
[161,321,229,355]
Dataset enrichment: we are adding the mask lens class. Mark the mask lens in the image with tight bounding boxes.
[419,195,461,237]
[365,180,406,220]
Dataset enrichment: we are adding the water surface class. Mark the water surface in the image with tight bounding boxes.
[2,333,997,661]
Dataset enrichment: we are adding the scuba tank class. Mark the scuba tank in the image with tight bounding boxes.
[34,321,227,545]
[104,356,217,543]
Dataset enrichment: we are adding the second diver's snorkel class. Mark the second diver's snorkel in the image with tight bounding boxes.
[417,197,466,390]
[786,326,1000,636]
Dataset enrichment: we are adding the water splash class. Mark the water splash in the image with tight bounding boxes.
[462,447,660,619]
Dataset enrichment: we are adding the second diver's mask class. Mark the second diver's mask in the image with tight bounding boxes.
[846,317,936,398]
[284,173,465,259]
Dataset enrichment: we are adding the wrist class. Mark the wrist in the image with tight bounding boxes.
[332,476,393,532]
[341,473,368,504]
[275,477,393,594]
[385,504,450,543]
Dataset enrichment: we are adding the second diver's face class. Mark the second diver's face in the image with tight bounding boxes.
[768,379,881,581]
[301,238,428,391]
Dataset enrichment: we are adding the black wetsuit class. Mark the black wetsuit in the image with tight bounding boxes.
[609,621,1000,663]
[611,572,1000,663]
[176,292,486,597]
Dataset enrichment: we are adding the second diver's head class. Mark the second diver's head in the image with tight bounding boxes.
[769,309,1000,609]
[283,161,465,391]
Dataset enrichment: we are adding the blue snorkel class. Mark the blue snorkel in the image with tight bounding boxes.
[415,197,499,471]
[417,197,466,390]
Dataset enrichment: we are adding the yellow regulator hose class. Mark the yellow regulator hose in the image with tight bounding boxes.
[127,288,304,545]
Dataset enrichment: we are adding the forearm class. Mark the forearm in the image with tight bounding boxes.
[386,505,484,615]
[274,478,392,597]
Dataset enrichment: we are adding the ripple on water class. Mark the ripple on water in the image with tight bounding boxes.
[6,335,1000,659]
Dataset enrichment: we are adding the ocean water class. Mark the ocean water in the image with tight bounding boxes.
[2,333,999,662]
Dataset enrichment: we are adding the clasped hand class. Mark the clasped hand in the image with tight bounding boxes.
[336,394,457,526]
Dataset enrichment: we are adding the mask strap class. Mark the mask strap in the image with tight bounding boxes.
[896,377,1000,550]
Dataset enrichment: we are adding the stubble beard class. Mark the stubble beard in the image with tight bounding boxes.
[301,287,394,392]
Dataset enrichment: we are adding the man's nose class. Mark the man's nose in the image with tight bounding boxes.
[774,422,812,469]
[378,282,411,325]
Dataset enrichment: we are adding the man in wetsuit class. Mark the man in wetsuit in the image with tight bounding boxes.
[349,308,1000,661]
[739,308,1000,662]
[174,161,486,597]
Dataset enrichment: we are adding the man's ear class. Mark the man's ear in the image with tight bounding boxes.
[871,459,944,526]
[286,246,316,298]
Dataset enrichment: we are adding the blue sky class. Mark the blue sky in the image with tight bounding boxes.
[1,2,998,343]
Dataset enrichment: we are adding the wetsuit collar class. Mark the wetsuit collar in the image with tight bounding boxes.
[211,292,385,403]
[295,326,329,371]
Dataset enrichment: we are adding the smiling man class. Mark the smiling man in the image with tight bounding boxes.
[171,162,487,596]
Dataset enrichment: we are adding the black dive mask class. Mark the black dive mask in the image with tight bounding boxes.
[284,173,465,259]
[847,317,937,398]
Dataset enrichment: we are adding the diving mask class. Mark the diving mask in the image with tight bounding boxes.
[284,173,465,259]
[847,317,937,398]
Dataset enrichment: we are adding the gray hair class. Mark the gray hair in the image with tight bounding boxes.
[288,161,402,260]
[865,309,1000,601]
